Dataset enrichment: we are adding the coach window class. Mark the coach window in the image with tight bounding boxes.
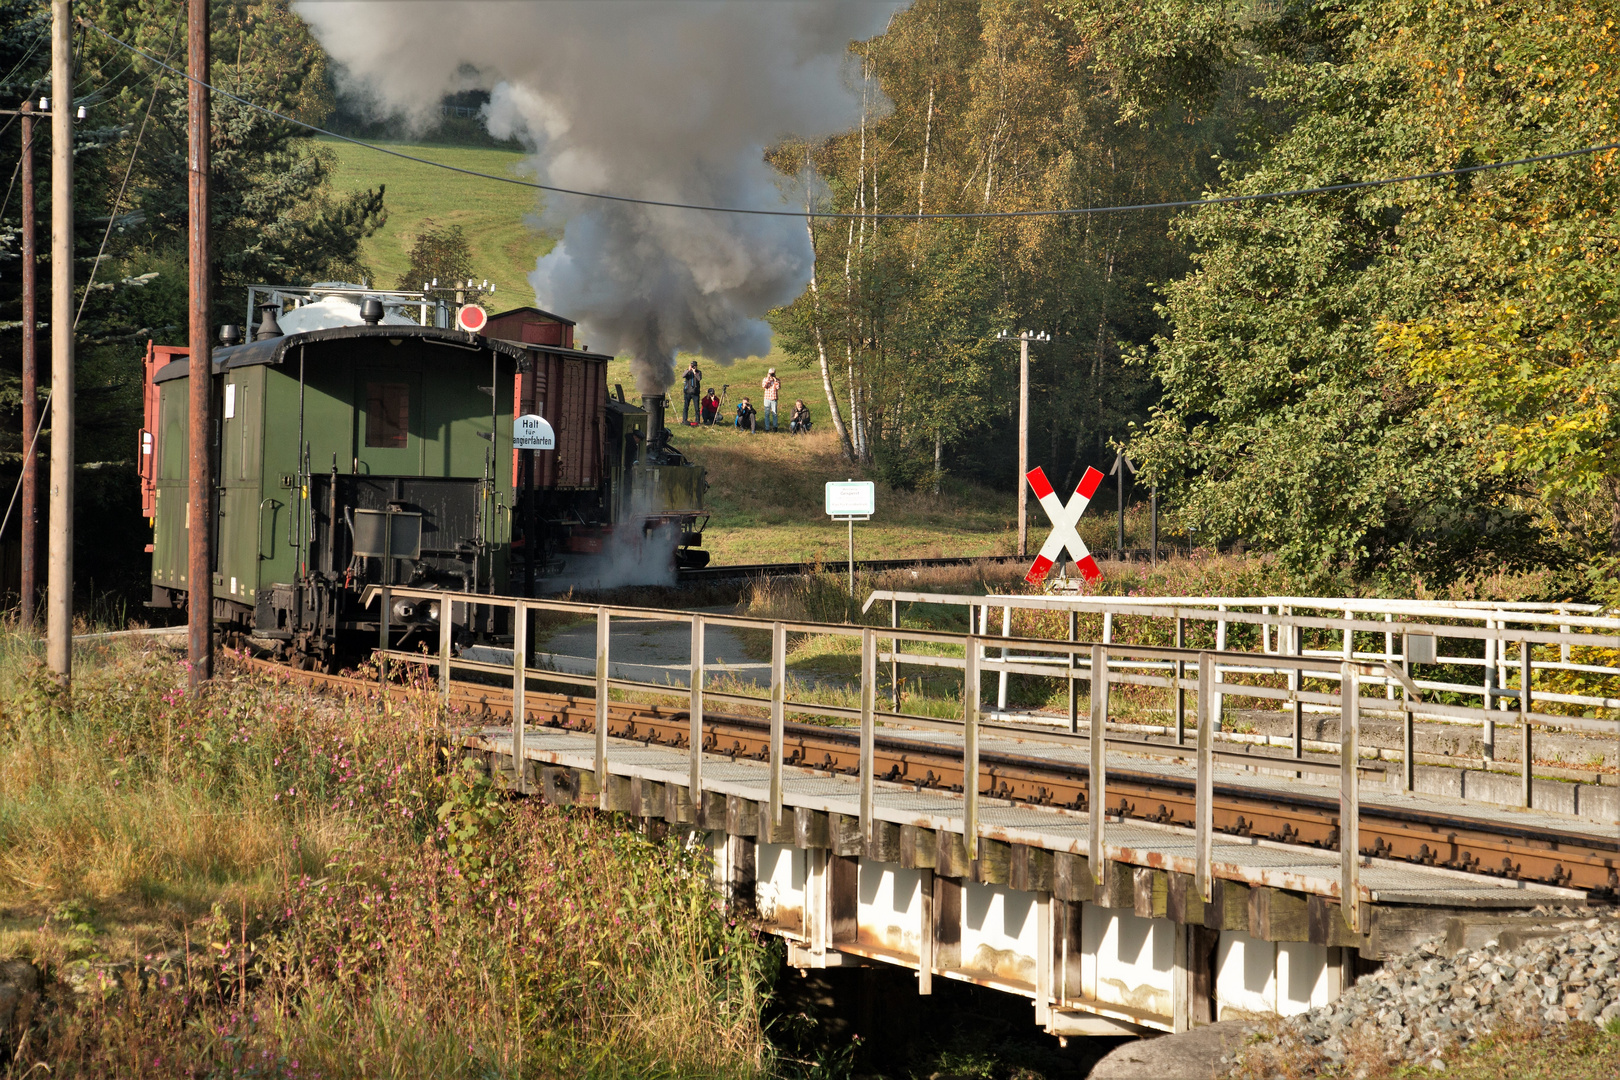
[365,382,410,448]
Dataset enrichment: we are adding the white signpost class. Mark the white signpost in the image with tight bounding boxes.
[512,414,556,451]
[825,480,875,597]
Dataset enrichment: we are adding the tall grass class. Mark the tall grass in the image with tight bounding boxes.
[0,633,772,1078]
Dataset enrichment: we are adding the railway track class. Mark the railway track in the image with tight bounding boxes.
[676,553,1021,582]
[242,655,1620,900]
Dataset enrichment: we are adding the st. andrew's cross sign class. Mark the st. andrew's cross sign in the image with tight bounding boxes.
[1024,466,1104,584]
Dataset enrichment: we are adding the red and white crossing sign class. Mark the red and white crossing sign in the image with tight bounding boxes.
[1025,466,1104,584]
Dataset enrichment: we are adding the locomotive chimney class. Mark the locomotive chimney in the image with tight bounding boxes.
[360,297,383,325]
[254,302,284,341]
[642,393,667,448]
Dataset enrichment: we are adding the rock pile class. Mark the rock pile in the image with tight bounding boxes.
[1232,908,1620,1075]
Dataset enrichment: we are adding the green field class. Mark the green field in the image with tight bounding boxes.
[317,136,551,299]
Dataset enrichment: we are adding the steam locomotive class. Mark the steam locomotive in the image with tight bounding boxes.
[139,285,707,662]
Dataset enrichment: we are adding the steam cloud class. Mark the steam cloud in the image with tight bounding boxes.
[295,0,898,392]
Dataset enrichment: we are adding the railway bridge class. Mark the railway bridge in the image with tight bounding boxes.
[340,586,1617,1038]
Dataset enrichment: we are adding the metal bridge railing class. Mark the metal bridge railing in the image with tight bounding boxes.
[358,586,1611,935]
[863,590,1620,767]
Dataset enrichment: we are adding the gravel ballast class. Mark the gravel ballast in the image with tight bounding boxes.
[1229,908,1620,1076]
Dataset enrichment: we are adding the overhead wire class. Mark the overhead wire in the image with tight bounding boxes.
[83,17,1620,222]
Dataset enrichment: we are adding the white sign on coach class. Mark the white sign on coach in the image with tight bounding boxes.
[512,414,556,451]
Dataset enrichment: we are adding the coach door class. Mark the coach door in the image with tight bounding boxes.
[355,366,424,476]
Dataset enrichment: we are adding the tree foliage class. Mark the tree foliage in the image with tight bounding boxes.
[770,0,1229,493]
[396,221,474,292]
[1110,0,1614,580]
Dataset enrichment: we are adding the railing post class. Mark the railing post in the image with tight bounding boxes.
[1175,616,1186,745]
[1384,613,1396,700]
[512,603,527,794]
[439,598,453,706]
[1089,643,1108,889]
[1403,642,1415,792]
[689,615,705,800]
[890,598,900,711]
[1195,651,1214,903]
[997,606,1010,713]
[769,621,785,827]
[1068,611,1079,734]
[1213,605,1227,731]
[963,635,979,848]
[595,607,609,809]
[1483,620,1497,761]
[1340,662,1360,934]
[860,627,876,842]
[378,586,391,689]
[1291,611,1304,760]
[1521,640,1533,809]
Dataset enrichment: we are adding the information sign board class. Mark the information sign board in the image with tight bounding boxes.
[512,414,556,451]
[824,480,875,519]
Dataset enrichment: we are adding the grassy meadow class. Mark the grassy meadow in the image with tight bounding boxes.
[318,136,550,298]
[0,632,771,1078]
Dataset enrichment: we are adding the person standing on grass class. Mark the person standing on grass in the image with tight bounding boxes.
[760,368,781,432]
[682,360,703,424]
[734,397,757,433]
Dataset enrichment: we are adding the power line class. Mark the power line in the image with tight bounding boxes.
[85,18,1620,222]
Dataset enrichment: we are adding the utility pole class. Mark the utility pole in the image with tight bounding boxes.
[18,100,39,629]
[187,0,214,685]
[45,0,73,682]
[1002,330,1049,558]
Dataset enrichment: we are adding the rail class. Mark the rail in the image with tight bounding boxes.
[351,585,1566,933]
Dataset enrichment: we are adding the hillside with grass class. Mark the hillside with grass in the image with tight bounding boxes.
[319,136,550,297]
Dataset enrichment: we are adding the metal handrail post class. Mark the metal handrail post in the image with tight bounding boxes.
[1067,610,1079,734]
[1175,616,1186,745]
[1402,643,1415,791]
[1195,651,1214,903]
[438,601,453,705]
[378,586,391,689]
[1385,613,1396,700]
[512,603,527,794]
[963,635,980,847]
[689,615,705,800]
[595,608,609,809]
[1341,662,1361,934]
[1291,612,1304,759]
[1213,606,1227,731]
[860,627,876,842]
[1090,643,1108,888]
[1483,621,1497,760]
[998,606,1010,712]
[769,621,785,827]
[890,598,900,711]
[1521,641,1533,809]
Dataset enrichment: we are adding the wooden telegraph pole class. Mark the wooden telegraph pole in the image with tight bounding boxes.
[1004,330,1049,559]
[18,100,39,629]
[187,0,214,684]
[45,0,73,682]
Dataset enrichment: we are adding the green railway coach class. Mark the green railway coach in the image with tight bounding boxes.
[143,303,707,663]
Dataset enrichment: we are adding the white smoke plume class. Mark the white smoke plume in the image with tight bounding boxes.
[295,0,898,392]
